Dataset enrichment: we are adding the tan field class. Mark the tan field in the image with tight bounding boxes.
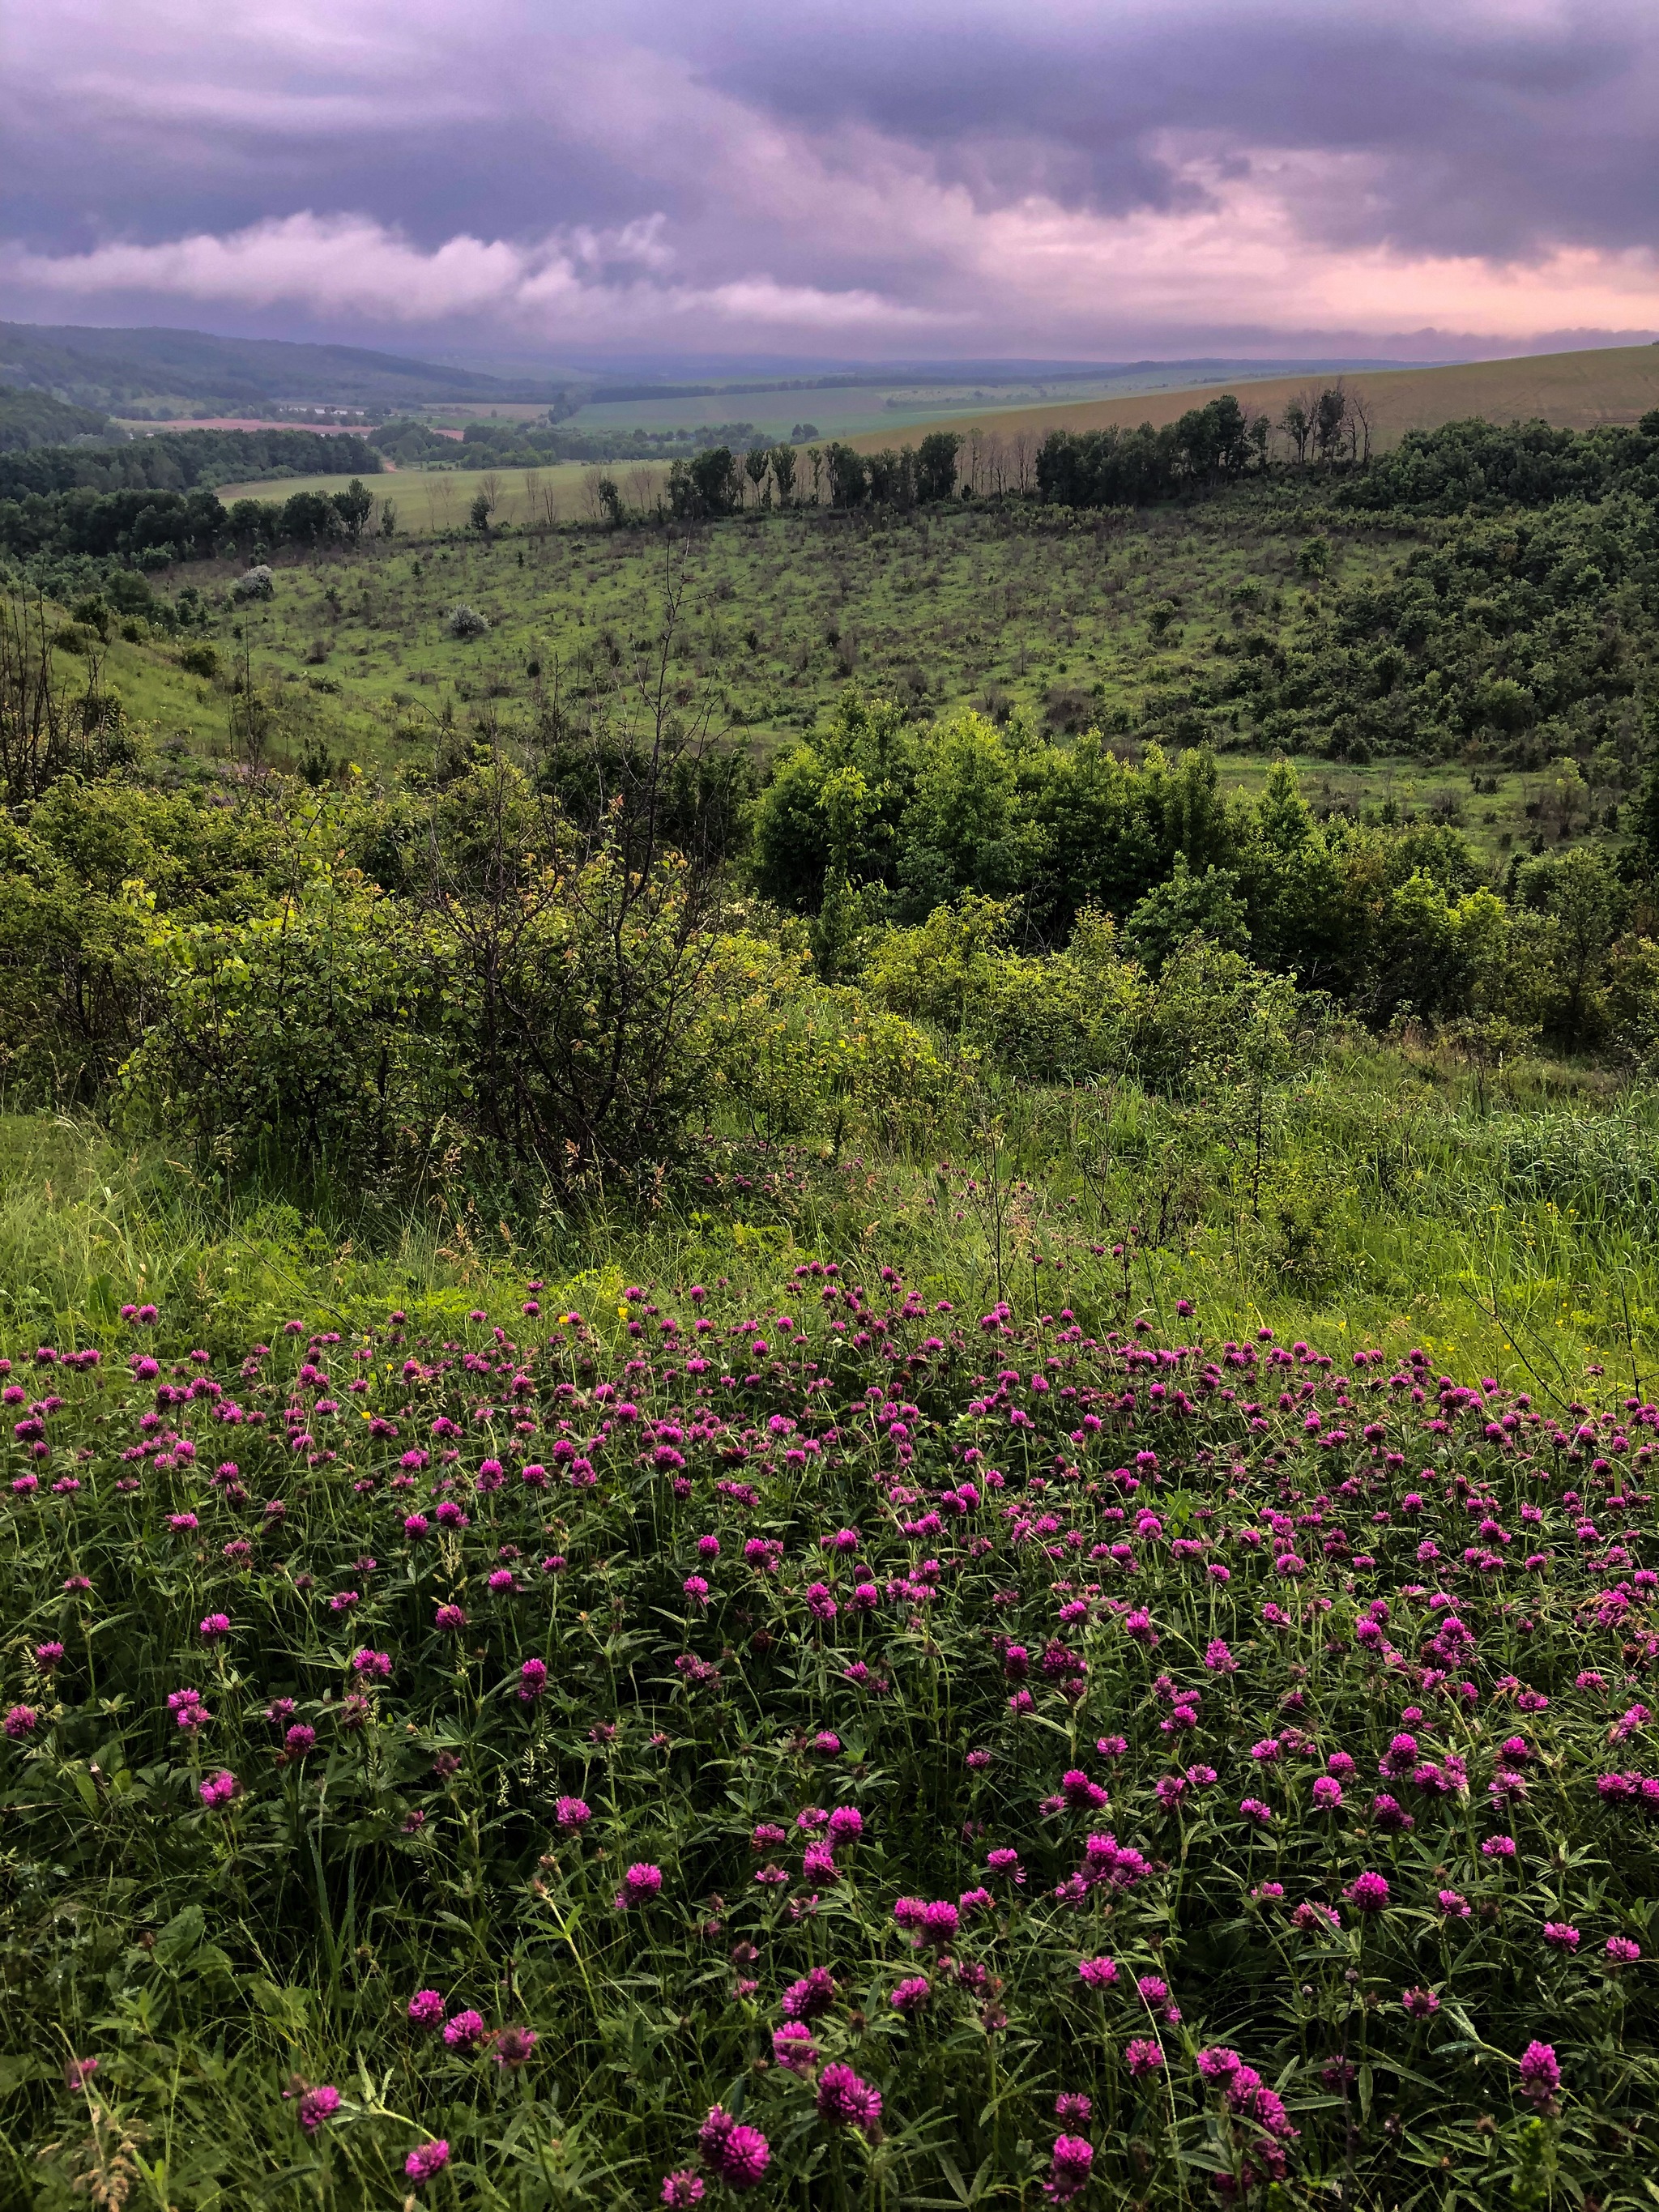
[217,342,1659,523]
[843,343,1659,458]
[214,458,675,533]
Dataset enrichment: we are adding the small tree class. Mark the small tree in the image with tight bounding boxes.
[1547,755,1589,837]
[1279,397,1312,467]
[1313,382,1348,464]
[1347,386,1375,465]
[825,443,868,508]
[469,474,501,535]
[331,477,373,543]
[915,430,963,502]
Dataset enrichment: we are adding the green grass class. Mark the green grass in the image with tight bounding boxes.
[3,1028,1654,1392]
[86,497,1612,867]
[96,497,1382,772]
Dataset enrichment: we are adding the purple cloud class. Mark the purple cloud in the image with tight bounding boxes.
[4,1,1659,356]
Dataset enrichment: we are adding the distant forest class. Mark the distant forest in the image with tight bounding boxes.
[0,428,381,502]
[0,322,546,410]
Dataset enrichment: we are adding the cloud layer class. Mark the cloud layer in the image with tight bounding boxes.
[5,1,1659,359]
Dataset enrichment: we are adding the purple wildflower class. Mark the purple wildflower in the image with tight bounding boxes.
[773,2022,819,2073]
[616,1861,663,1909]
[1047,2135,1094,2202]
[298,2085,341,2133]
[442,2008,488,2051]
[405,2140,451,2184]
[1518,2041,1561,2110]
[817,2062,882,2132]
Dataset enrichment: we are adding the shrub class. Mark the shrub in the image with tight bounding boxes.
[422,763,731,1189]
[445,603,490,640]
[232,566,274,601]
[860,897,1139,1085]
[123,872,437,1183]
[1128,936,1309,1096]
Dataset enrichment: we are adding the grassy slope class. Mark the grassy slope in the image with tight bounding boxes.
[2,1021,1655,1379]
[89,500,1598,866]
[842,343,1659,458]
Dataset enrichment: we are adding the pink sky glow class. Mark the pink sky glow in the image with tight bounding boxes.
[3,2,1657,360]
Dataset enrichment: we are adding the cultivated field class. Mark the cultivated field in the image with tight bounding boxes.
[844,344,1659,459]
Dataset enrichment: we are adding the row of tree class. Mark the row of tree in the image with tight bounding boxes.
[620,389,1371,522]
[370,416,771,469]
[661,433,966,518]
[0,479,385,565]
[0,427,381,502]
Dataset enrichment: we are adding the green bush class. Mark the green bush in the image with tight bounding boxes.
[708,929,958,1150]
[1128,935,1311,1097]
[122,872,438,1183]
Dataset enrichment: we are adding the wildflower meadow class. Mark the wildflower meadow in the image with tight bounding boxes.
[5,1268,1657,2209]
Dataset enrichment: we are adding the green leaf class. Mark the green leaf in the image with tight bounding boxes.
[155,1903,206,1964]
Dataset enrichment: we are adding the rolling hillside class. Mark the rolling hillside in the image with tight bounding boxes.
[845,343,1659,456]
[0,322,568,411]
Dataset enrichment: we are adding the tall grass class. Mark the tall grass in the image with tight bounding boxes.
[3,1038,1653,1396]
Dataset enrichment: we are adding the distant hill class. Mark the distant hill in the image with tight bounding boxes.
[0,382,115,452]
[0,322,565,411]
[845,343,1659,457]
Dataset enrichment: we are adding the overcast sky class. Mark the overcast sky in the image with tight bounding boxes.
[5,0,1659,364]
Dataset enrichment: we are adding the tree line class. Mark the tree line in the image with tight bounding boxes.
[0,478,385,566]
[370,416,773,468]
[0,427,381,502]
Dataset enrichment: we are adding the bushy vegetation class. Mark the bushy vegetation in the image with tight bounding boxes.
[753,691,1658,1046]
[2,404,1659,2208]
[0,471,381,569]
[1338,413,1659,515]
